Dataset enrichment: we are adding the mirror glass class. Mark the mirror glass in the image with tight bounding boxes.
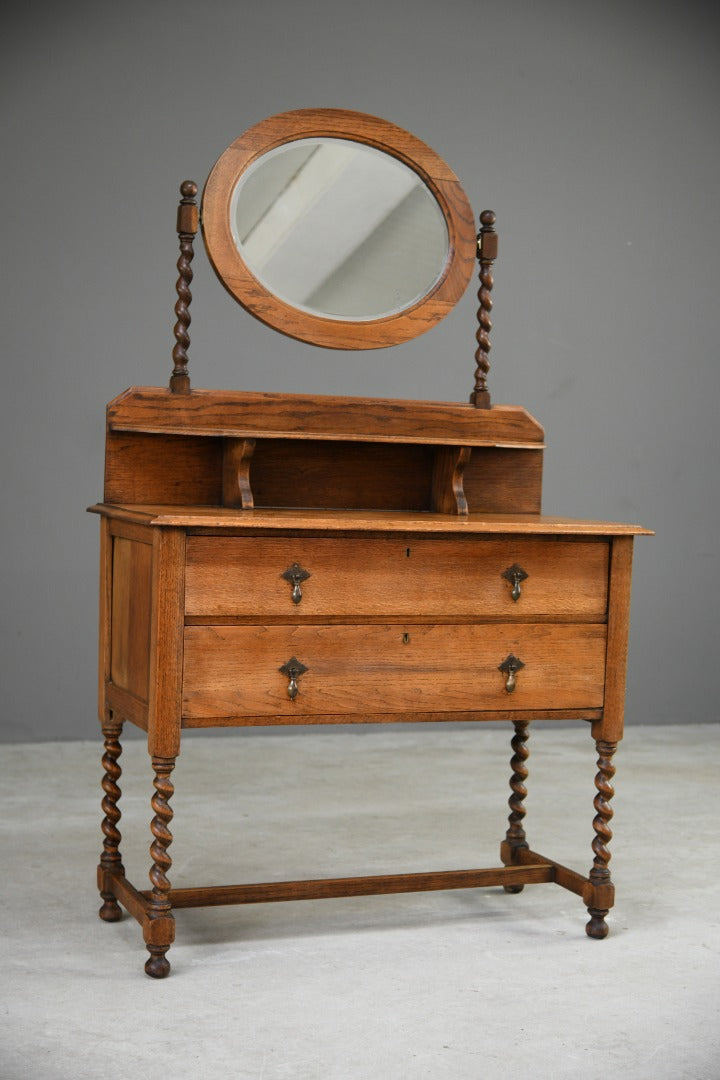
[229,138,450,322]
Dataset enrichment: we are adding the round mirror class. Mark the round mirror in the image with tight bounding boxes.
[229,138,450,322]
[202,110,476,349]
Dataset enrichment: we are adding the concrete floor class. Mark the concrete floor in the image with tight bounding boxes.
[1,723,718,1080]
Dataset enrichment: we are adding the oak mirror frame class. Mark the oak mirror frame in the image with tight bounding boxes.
[201,108,477,350]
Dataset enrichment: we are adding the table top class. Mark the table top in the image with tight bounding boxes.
[89,503,652,536]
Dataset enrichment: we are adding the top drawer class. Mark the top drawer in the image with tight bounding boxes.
[185,537,609,618]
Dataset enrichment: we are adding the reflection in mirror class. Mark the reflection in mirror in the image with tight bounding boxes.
[229,138,449,322]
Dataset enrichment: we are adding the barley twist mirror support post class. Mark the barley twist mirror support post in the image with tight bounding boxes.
[470,210,497,409]
[169,180,199,394]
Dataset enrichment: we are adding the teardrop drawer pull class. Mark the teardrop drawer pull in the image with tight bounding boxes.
[281,563,311,605]
[279,657,308,700]
[498,653,525,693]
[501,563,528,602]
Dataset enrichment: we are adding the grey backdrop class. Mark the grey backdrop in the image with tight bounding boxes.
[2,0,718,741]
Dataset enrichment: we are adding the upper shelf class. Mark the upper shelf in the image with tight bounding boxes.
[107,388,545,448]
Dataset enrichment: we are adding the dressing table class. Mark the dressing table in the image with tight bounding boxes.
[90,109,650,977]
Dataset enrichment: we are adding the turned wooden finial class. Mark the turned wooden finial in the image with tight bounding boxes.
[169,180,198,394]
[470,210,497,409]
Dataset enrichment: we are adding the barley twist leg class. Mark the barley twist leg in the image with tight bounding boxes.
[144,757,175,978]
[586,740,617,939]
[98,716,124,921]
[503,721,530,893]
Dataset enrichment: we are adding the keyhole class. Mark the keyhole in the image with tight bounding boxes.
[406,548,411,557]
[403,633,410,644]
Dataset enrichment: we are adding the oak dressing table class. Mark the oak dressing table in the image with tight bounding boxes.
[90,109,650,977]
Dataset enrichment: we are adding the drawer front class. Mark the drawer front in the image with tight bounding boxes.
[182,623,607,719]
[185,537,609,618]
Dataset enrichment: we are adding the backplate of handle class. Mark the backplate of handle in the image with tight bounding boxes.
[279,656,308,700]
[281,563,311,605]
[498,653,525,693]
[501,563,528,602]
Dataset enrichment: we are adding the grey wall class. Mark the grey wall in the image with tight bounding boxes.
[2,0,718,741]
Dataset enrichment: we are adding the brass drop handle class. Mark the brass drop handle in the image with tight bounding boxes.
[501,563,528,602]
[279,657,308,700]
[281,562,311,605]
[499,654,525,693]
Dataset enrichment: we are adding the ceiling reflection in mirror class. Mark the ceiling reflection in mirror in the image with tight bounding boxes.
[229,138,450,322]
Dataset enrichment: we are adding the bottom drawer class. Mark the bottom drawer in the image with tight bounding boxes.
[182,623,607,719]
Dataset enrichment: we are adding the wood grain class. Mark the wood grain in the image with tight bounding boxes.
[431,446,470,514]
[98,517,112,723]
[106,389,545,446]
[110,537,152,700]
[89,503,652,536]
[105,683,148,730]
[249,439,434,511]
[594,537,634,743]
[105,431,223,506]
[147,530,186,757]
[222,437,255,509]
[463,447,543,514]
[159,865,555,908]
[185,536,610,618]
[182,622,607,719]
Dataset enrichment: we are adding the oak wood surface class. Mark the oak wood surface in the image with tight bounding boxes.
[249,439,434,512]
[463,447,543,514]
[106,389,545,446]
[104,869,148,925]
[93,375,650,963]
[110,537,152,701]
[105,436,543,514]
[98,518,112,723]
[147,530,186,757]
[595,538,634,743]
[156,865,555,909]
[108,518,155,545]
[105,683,148,730]
[201,109,476,349]
[182,622,607,719]
[506,846,589,898]
[185,536,610,618]
[90,503,652,536]
[181,707,604,728]
[431,446,470,514]
[105,431,223,506]
[222,437,256,509]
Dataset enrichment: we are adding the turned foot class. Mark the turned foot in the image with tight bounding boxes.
[586,909,609,939]
[98,894,123,922]
[145,947,171,979]
[504,884,524,894]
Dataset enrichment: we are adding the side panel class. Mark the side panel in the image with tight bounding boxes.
[110,537,153,700]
